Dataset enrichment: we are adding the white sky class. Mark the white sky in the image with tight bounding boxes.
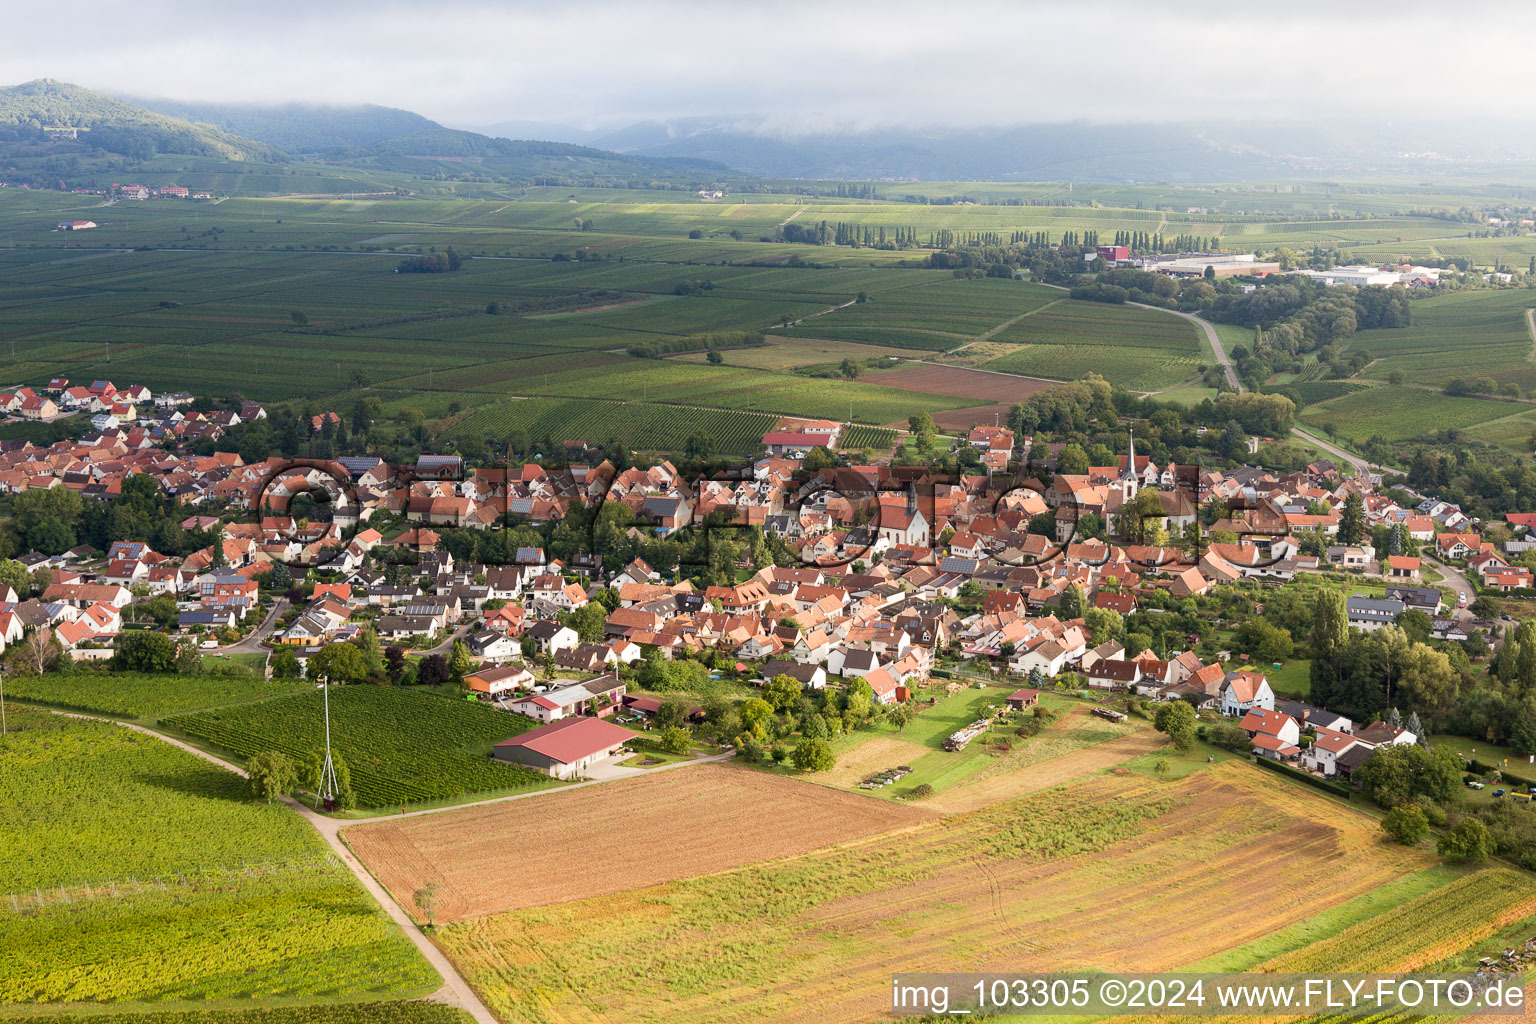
[2,0,1530,132]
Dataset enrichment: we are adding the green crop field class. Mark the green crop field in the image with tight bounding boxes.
[1352,289,1536,391]
[6,671,304,719]
[0,709,437,1007]
[163,686,550,808]
[3,182,1534,460]
[976,300,1205,391]
[1267,380,1369,408]
[444,397,781,456]
[501,359,975,425]
[1299,385,1528,445]
[779,277,1059,350]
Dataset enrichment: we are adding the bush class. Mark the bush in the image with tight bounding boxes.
[1207,721,1253,751]
[792,737,835,772]
[247,750,298,803]
[658,726,692,756]
[908,783,934,800]
[1437,817,1492,862]
[1381,804,1430,845]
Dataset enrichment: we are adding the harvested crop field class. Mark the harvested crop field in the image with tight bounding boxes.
[926,729,1168,813]
[344,764,932,923]
[437,762,1431,1024]
[929,402,1012,432]
[868,362,1059,402]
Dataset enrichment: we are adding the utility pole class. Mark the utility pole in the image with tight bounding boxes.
[316,676,339,810]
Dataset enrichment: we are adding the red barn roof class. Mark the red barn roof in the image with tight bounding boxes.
[493,717,634,765]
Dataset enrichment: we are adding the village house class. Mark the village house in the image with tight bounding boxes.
[1220,670,1275,717]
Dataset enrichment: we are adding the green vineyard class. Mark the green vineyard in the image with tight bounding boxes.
[6,671,304,719]
[1268,381,1368,408]
[0,713,437,1004]
[4,1005,473,1024]
[445,397,780,456]
[164,687,549,808]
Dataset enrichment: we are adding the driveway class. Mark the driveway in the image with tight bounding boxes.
[582,752,652,781]
[1425,557,1476,620]
[419,621,474,656]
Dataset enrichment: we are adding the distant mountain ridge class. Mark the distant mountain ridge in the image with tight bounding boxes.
[0,81,730,189]
[587,117,1536,182]
[128,97,437,153]
[0,79,283,162]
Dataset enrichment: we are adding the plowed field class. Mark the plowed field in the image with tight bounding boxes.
[345,764,932,923]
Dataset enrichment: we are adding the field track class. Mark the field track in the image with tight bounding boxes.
[36,711,498,1024]
[345,764,934,923]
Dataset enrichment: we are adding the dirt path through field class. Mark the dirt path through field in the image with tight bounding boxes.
[42,711,499,1024]
[944,296,1063,357]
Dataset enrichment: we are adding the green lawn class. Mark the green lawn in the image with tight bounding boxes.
[1431,733,1530,770]
[833,687,1139,801]
[1265,658,1312,698]
[1121,739,1239,780]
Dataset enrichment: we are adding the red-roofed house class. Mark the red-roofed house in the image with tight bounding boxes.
[1241,708,1300,760]
[763,431,836,455]
[1483,565,1533,592]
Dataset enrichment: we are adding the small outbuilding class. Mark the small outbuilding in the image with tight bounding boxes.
[1005,688,1041,711]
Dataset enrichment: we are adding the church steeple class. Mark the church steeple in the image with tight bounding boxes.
[1120,428,1139,499]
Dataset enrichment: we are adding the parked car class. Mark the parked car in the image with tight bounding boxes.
[198,639,220,649]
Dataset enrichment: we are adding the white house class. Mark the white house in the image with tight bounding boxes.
[1219,670,1275,717]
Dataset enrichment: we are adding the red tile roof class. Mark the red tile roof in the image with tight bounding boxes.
[494,717,635,764]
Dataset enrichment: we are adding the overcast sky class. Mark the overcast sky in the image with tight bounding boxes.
[4,0,1531,134]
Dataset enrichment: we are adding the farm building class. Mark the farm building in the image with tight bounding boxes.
[57,220,97,230]
[491,717,635,779]
[1005,688,1040,710]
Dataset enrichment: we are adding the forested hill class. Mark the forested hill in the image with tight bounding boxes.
[0,79,284,162]
[130,98,436,153]
[335,125,728,172]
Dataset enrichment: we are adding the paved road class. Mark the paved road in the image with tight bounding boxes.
[1292,426,1380,479]
[1169,305,1383,479]
[219,597,288,655]
[1131,303,1241,392]
[419,620,475,656]
[1424,557,1477,620]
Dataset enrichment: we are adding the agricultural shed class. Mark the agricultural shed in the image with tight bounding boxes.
[492,717,636,780]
